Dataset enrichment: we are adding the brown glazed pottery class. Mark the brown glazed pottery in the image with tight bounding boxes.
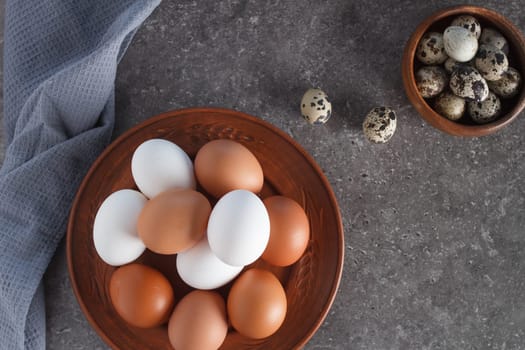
[402,5,525,136]
[67,108,344,349]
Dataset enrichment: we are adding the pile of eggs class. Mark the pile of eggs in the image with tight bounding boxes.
[415,15,522,124]
[93,138,310,350]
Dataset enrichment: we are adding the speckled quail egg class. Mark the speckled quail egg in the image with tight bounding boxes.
[416,32,448,65]
[443,26,478,62]
[449,66,489,102]
[451,15,481,39]
[474,44,508,81]
[467,91,501,124]
[480,28,509,55]
[487,67,522,98]
[300,88,332,124]
[362,107,397,143]
[434,91,466,121]
[415,66,448,98]
[444,57,473,74]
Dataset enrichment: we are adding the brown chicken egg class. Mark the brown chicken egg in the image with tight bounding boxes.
[137,188,211,254]
[194,139,264,198]
[262,196,310,267]
[109,264,174,328]
[168,290,228,350]
[227,268,287,339]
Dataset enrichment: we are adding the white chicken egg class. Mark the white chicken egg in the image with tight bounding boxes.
[131,139,195,199]
[207,189,270,266]
[93,189,147,266]
[176,236,243,290]
[443,26,478,62]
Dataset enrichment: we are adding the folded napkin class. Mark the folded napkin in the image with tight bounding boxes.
[0,0,160,348]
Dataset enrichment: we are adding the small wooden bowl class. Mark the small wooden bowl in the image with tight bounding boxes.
[67,108,344,349]
[402,5,525,136]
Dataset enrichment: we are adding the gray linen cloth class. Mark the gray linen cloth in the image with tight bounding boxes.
[0,0,160,348]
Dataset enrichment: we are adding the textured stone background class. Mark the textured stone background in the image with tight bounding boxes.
[1,1,525,349]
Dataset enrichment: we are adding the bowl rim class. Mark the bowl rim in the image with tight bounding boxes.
[401,5,525,136]
[66,107,345,349]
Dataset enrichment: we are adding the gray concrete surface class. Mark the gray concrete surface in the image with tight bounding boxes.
[1,1,525,349]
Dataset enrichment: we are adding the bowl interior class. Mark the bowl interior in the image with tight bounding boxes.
[67,108,344,349]
[402,5,525,136]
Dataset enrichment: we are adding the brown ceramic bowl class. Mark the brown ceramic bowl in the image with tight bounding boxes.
[402,5,525,136]
[67,108,344,349]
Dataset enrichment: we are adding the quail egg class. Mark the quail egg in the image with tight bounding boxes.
[434,91,466,121]
[416,66,448,98]
[444,57,473,74]
[467,91,501,124]
[362,107,397,143]
[474,44,508,81]
[480,28,509,55]
[487,67,522,98]
[449,66,489,102]
[300,88,332,124]
[451,15,481,39]
[443,26,478,62]
[416,32,448,65]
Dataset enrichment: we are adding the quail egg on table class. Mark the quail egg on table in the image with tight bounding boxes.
[487,67,522,98]
[480,28,509,54]
[300,88,332,124]
[475,44,508,81]
[416,32,448,65]
[362,107,397,144]
[449,66,489,102]
[416,66,448,98]
[434,91,466,121]
[468,91,502,124]
[443,26,478,62]
[451,15,481,39]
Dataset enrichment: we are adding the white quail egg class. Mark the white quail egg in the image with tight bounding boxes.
[449,66,489,102]
[416,32,448,65]
[434,91,466,121]
[468,91,501,123]
[300,88,332,124]
[487,67,522,98]
[480,28,509,55]
[451,15,481,39]
[444,57,473,74]
[362,107,397,143]
[474,44,508,81]
[443,26,478,62]
[416,66,448,98]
